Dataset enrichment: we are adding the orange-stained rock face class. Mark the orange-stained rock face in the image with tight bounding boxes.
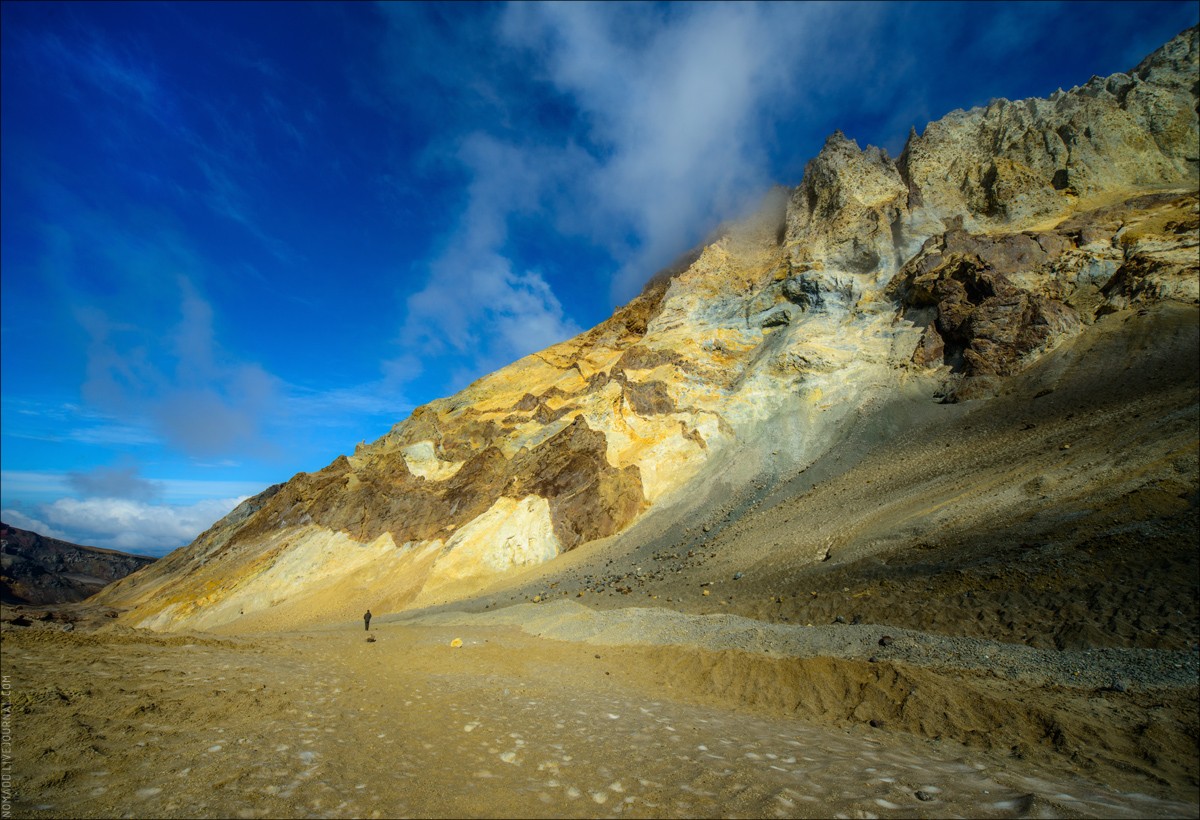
[93,27,1200,631]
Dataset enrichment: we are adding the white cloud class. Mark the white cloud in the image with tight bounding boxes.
[2,464,262,555]
[392,134,583,385]
[1,509,73,542]
[399,250,582,385]
[35,496,248,556]
[499,2,816,298]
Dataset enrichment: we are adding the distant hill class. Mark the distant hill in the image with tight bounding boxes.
[0,522,156,605]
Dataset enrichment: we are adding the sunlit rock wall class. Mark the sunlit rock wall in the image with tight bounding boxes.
[93,26,1199,630]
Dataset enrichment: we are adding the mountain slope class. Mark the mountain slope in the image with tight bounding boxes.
[93,26,1199,632]
[0,522,156,605]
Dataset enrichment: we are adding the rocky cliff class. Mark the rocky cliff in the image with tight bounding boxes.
[94,26,1199,631]
[1,522,156,605]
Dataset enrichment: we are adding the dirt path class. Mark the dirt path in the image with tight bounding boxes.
[3,614,1196,819]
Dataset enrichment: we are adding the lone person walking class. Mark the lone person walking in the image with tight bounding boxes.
[364,609,372,631]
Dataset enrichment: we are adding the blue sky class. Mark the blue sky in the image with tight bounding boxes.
[2,1,1196,555]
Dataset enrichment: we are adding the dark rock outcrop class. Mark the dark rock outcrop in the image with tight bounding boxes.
[1,522,155,605]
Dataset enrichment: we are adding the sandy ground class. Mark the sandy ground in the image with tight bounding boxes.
[1,305,1197,818]
[1,612,1196,820]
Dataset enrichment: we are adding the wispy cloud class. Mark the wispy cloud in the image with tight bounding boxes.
[74,278,283,460]
[0,471,73,499]
[5,167,288,465]
[285,382,414,430]
[1,470,267,506]
[154,479,268,504]
[25,26,168,121]
[10,16,301,264]
[2,399,159,448]
[66,424,160,447]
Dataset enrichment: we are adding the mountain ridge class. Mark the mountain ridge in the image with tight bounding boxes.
[93,26,1199,632]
